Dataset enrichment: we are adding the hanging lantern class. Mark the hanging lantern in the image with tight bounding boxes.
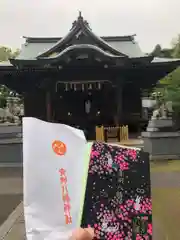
[85,100,91,114]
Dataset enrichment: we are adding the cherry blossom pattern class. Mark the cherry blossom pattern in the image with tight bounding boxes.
[81,142,152,239]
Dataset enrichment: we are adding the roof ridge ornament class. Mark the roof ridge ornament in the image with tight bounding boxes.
[71,11,91,30]
[78,11,82,19]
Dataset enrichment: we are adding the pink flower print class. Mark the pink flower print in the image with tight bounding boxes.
[147,223,152,235]
[90,150,100,158]
[127,149,137,161]
[119,161,129,170]
[136,234,142,240]
[117,154,124,161]
[144,235,150,240]
[126,199,134,205]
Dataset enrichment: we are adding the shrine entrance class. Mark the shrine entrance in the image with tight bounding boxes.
[51,80,116,137]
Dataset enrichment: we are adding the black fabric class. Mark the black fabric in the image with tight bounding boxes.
[81,142,152,240]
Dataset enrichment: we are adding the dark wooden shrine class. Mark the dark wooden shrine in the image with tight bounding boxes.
[0,12,180,138]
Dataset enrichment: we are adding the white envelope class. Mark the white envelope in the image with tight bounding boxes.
[23,118,91,240]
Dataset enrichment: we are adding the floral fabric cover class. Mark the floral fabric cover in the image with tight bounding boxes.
[81,142,152,240]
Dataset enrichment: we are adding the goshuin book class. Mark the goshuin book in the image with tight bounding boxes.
[81,142,152,240]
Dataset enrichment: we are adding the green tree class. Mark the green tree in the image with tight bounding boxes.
[10,48,20,58]
[151,44,173,58]
[163,68,180,112]
[172,34,180,58]
[151,44,162,57]
[0,46,20,107]
[155,35,180,114]
[0,85,11,108]
[0,46,20,62]
[0,46,12,62]
[160,48,173,58]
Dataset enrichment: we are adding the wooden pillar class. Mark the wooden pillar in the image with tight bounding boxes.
[114,80,123,126]
[23,92,33,117]
[24,90,47,120]
[46,91,51,122]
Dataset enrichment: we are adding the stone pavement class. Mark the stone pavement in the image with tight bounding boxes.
[0,202,25,240]
[0,167,23,240]
[120,138,143,147]
[2,170,180,240]
[1,152,180,240]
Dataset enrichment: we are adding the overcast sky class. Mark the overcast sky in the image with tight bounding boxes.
[0,0,179,53]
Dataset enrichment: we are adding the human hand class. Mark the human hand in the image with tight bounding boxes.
[70,227,94,240]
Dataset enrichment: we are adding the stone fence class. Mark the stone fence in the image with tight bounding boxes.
[0,125,22,165]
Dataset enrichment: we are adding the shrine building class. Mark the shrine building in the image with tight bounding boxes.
[0,12,180,139]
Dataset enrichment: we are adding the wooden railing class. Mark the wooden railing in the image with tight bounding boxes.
[119,125,129,142]
[95,125,129,142]
[95,126,105,142]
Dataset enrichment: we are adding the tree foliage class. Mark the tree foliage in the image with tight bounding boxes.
[152,36,180,112]
[0,46,20,62]
[0,85,11,108]
[151,44,162,57]
[172,34,180,58]
[151,44,173,58]
[163,68,180,110]
[0,46,20,108]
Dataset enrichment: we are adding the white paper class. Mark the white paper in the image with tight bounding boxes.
[23,118,87,240]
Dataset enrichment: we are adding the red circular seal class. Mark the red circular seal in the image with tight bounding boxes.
[52,140,67,156]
